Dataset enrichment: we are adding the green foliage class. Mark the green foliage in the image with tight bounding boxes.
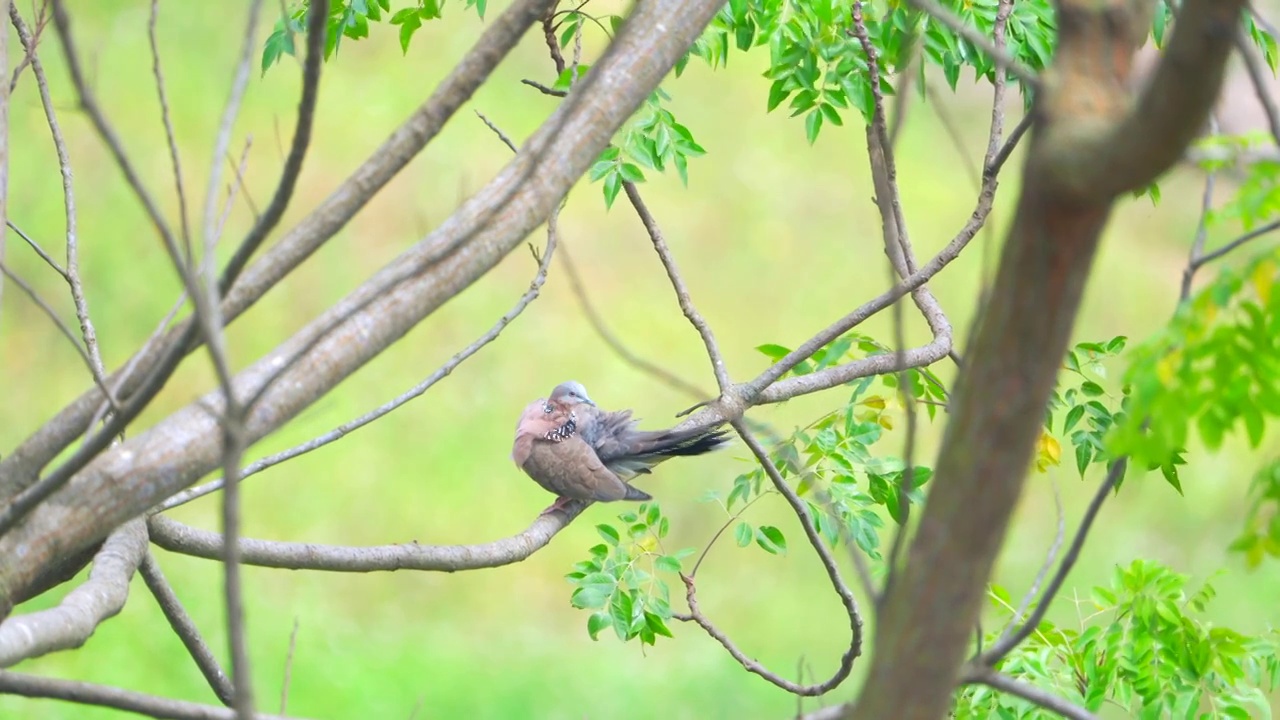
[564,503,689,645]
[586,89,708,207]
[957,561,1280,718]
[1230,458,1280,569]
[1114,250,1280,474]
[261,0,487,72]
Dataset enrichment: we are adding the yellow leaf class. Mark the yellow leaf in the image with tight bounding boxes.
[1252,257,1276,306]
[860,395,886,410]
[878,414,894,430]
[1034,431,1061,473]
[1156,350,1181,385]
[635,535,659,554]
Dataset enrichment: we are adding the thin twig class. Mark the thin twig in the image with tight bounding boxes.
[138,552,235,706]
[148,0,194,261]
[1187,219,1280,275]
[981,460,1124,665]
[0,260,115,387]
[7,219,67,278]
[961,665,1098,720]
[1235,31,1280,147]
[11,5,120,414]
[1180,149,1218,301]
[560,243,711,400]
[203,0,263,250]
[521,78,567,97]
[997,476,1064,646]
[159,111,562,515]
[279,618,299,714]
[622,182,734,392]
[0,671,306,720]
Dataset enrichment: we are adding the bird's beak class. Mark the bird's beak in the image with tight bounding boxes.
[583,398,596,407]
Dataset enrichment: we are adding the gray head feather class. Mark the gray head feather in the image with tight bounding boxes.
[549,381,595,407]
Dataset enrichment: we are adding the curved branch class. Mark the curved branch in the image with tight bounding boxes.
[0,520,146,667]
[961,665,1097,720]
[146,505,587,572]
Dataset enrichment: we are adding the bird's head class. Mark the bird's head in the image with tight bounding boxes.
[549,381,595,407]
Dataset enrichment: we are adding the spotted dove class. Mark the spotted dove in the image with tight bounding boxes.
[512,381,728,511]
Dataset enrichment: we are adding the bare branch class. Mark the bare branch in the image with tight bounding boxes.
[560,243,710,401]
[0,259,115,389]
[672,422,862,696]
[0,671,306,720]
[48,0,193,291]
[996,476,1064,650]
[1181,151,1219,302]
[1234,30,1280,147]
[202,0,262,251]
[0,520,146,666]
[0,0,558,497]
[279,619,299,715]
[0,0,8,318]
[157,172,562,514]
[6,219,67,277]
[10,5,118,414]
[0,0,727,606]
[961,665,1097,720]
[981,460,1123,665]
[148,0,194,260]
[622,182,733,392]
[138,552,235,706]
[521,78,567,97]
[146,506,587,571]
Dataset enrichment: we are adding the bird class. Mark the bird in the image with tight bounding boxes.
[512,381,729,513]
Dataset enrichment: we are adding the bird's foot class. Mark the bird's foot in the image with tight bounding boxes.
[540,496,574,516]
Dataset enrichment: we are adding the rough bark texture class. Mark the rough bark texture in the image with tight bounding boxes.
[846,2,1244,718]
[0,0,725,611]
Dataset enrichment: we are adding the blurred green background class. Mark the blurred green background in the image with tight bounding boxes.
[2,1,1277,718]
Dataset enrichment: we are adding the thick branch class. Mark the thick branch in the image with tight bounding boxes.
[844,2,1243,718]
[0,0,557,495]
[1042,0,1243,200]
[0,520,146,666]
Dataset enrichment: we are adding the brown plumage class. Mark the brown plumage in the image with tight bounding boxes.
[512,381,728,509]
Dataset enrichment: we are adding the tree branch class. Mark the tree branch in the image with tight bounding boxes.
[0,519,146,666]
[0,0,557,497]
[622,181,733,393]
[0,671,306,720]
[961,665,1097,720]
[139,552,235,706]
[9,5,118,415]
[844,3,1242,717]
[146,508,587,572]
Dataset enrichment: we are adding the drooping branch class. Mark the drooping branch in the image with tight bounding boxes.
[844,2,1244,718]
[0,520,146,667]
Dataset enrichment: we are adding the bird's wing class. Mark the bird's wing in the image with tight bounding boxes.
[520,434,633,502]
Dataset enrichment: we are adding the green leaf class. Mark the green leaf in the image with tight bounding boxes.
[734,521,753,547]
[571,586,609,609]
[586,611,610,640]
[755,525,787,554]
[596,524,621,545]
[805,108,823,144]
[655,555,682,573]
[602,171,623,208]
[756,343,792,360]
